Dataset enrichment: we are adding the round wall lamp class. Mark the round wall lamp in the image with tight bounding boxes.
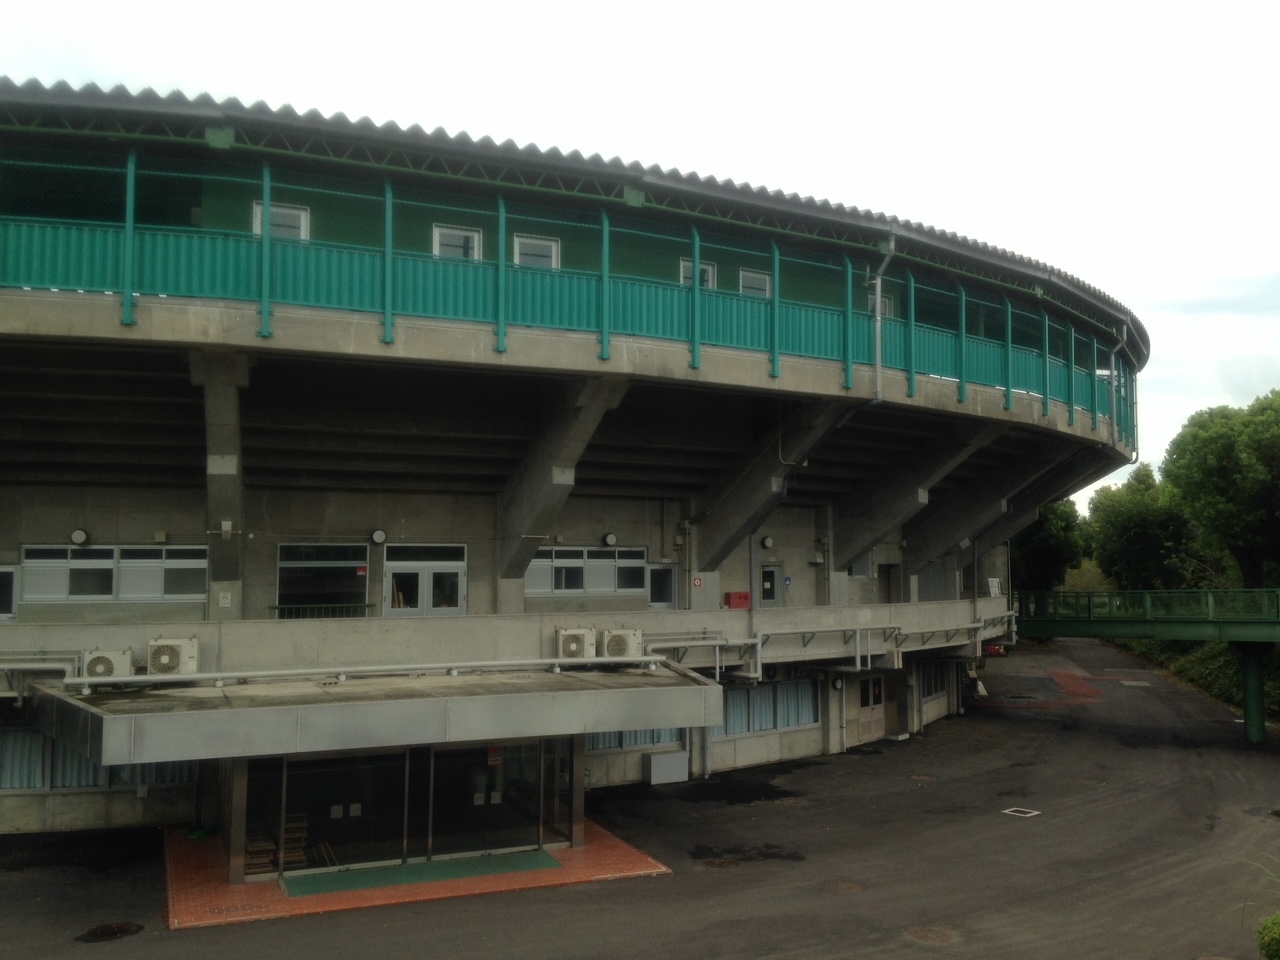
[371,529,387,544]
[760,536,774,549]
[70,528,88,545]
[831,676,845,691]
[602,532,617,546]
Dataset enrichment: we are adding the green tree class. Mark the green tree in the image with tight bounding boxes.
[1162,390,1280,588]
[1087,463,1217,590]
[1010,499,1084,591]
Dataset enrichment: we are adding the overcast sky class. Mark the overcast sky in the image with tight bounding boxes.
[3,0,1277,511]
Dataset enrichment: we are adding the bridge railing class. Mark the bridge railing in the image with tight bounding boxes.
[1017,590,1280,622]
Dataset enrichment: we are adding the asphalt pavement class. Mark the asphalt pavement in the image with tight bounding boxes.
[4,636,1279,959]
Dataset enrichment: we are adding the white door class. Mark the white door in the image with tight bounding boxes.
[858,676,886,742]
[383,545,467,617]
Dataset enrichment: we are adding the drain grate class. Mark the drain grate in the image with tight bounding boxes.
[1002,807,1041,818]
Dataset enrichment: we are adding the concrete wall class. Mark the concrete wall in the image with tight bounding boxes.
[0,786,195,834]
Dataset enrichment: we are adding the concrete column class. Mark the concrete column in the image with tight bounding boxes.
[1236,643,1268,744]
[226,757,248,883]
[571,734,587,847]
[190,351,249,621]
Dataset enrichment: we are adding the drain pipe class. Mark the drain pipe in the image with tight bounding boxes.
[872,234,897,402]
[1107,319,1128,449]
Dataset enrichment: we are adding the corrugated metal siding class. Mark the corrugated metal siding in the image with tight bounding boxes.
[272,242,382,312]
[916,326,958,379]
[0,221,121,291]
[1011,347,1042,394]
[51,740,106,788]
[0,729,45,790]
[612,278,686,340]
[703,293,768,351]
[967,339,1005,388]
[394,256,495,321]
[779,303,842,360]
[1049,359,1071,402]
[136,230,259,300]
[882,319,907,369]
[509,269,598,331]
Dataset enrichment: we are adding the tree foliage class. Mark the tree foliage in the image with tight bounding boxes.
[1162,390,1280,588]
[1010,499,1084,591]
[1087,463,1222,590]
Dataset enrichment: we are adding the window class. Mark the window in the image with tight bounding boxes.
[587,728,683,751]
[276,544,369,619]
[919,661,948,700]
[679,258,717,289]
[867,292,895,317]
[514,234,560,269]
[252,201,310,240]
[739,268,771,298]
[525,547,648,595]
[0,728,197,792]
[712,680,819,737]
[433,225,482,260]
[20,546,207,602]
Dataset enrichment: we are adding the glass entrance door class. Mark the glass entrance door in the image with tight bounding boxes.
[383,545,467,617]
[429,745,540,857]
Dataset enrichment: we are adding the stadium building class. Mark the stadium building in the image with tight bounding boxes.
[0,79,1146,881]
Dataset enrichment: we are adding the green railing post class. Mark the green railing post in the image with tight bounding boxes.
[258,162,273,339]
[495,194,507,353]
[1067,328,1076,426]
[1143,592,1152,620]
[905,269,916,398]
[1003,297,1013,410]
[1206,590,1214,620]
[689,225,702,370]
[1090,333,1099,429]
[1040,308,1051,417]
[121,150,137,326]
[842,256,854,390]
[769,240,780,378]
[956,281,967,403]
[599,208,611,361]
[381,178,395,345]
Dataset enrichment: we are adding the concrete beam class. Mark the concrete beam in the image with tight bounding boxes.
[832,423,1005,570]
[969,447,1122,558]
[693,400,852,571]
[496,377,629,579]
[902,445,1087,575]
[190,350,249,619]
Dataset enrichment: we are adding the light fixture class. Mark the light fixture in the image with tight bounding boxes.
[602,532,617,546]
[220,519,233,541]
[372,529,387,544]
[760,536,774,549]
[70,529,88,545]
[831,676,844,691]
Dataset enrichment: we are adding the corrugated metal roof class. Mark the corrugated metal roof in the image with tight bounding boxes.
[0,76,1148,367]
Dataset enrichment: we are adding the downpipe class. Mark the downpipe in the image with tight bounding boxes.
[872,234,896,402]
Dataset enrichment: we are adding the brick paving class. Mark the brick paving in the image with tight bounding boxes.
[164,821,669,929]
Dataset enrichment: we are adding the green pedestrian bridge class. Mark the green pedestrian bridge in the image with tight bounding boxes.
[1015,590,1280,743]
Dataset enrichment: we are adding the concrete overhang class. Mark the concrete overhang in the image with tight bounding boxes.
[30,664,723,766]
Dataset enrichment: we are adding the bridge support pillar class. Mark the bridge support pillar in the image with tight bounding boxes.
[1234,643,1268,744]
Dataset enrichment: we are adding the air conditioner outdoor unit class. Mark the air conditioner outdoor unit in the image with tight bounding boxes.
[148,638,199,676]
[599,628,643,659]
[82,650,133,680]
[556,628,596,659]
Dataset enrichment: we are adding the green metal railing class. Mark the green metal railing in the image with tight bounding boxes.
[1018,590,1280,623]
[270,604,374,620]
[0,157,1137,445]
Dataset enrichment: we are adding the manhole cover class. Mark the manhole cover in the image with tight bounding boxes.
[1002,807,1041,817]
[906,927,958,945]
[75,922,144,943]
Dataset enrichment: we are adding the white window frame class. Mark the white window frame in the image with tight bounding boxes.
[275,544,370,617]
[868,291,896,317]
[919,661,948,700]
[739,268,772,299]
[679,258,717,289]
[525,546,648,596]
[19,546,208,602]
[513,234,560,269]
[711,680,820,738]
[252,201,311,241]
[432,224,483,260]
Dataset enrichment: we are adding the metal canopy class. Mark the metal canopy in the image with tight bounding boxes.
[30,665,723,766]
